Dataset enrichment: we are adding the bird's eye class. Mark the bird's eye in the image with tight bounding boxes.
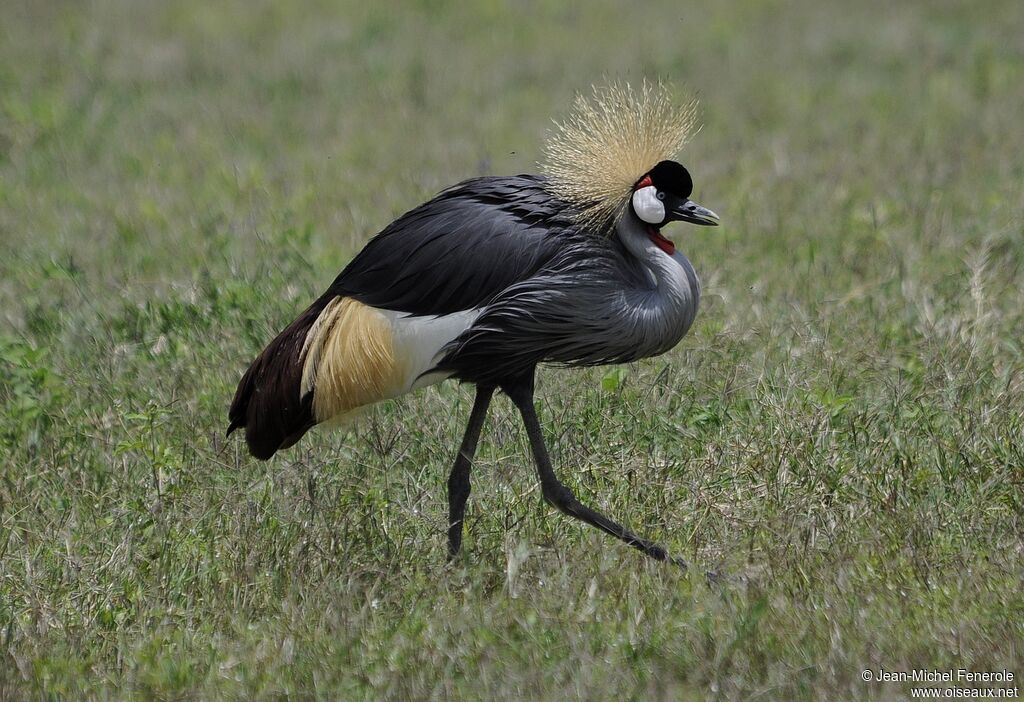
[656,191,665,200]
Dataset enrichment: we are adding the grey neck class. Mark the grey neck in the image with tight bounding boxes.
[615,214,702,353]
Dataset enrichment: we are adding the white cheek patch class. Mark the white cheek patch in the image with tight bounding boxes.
[632,186,665,225]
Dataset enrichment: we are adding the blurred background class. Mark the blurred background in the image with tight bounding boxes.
[4,1,1021,287]
[1,1,1022,699]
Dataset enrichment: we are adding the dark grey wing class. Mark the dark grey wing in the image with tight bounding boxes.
[327,175,581,316]
[434,237,662,385]
[228,175,576,459]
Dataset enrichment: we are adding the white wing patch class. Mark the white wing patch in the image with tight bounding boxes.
[382,308,483,392]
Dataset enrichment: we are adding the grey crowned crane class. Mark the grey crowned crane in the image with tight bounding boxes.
[227,83,719,566]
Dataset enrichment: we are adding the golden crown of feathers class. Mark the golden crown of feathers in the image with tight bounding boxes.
[540,81,699,231]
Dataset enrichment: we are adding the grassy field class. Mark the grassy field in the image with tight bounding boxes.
[2,0,1023,699]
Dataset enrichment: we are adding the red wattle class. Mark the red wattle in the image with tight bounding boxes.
[646,226,675,255]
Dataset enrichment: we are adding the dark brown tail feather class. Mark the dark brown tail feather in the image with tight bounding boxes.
[227,297,331,460]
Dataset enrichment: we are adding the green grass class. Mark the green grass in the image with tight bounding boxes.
[2,0,1023,699]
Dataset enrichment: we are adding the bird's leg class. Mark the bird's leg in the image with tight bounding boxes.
[503,374,685,568]
[447,385,494,560]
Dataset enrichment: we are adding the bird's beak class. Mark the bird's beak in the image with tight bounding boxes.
[670,198,719,227]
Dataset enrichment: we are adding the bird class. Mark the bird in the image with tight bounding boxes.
[227,82,719,566]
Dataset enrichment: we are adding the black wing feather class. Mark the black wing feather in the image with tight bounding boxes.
[327,175,581,316]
